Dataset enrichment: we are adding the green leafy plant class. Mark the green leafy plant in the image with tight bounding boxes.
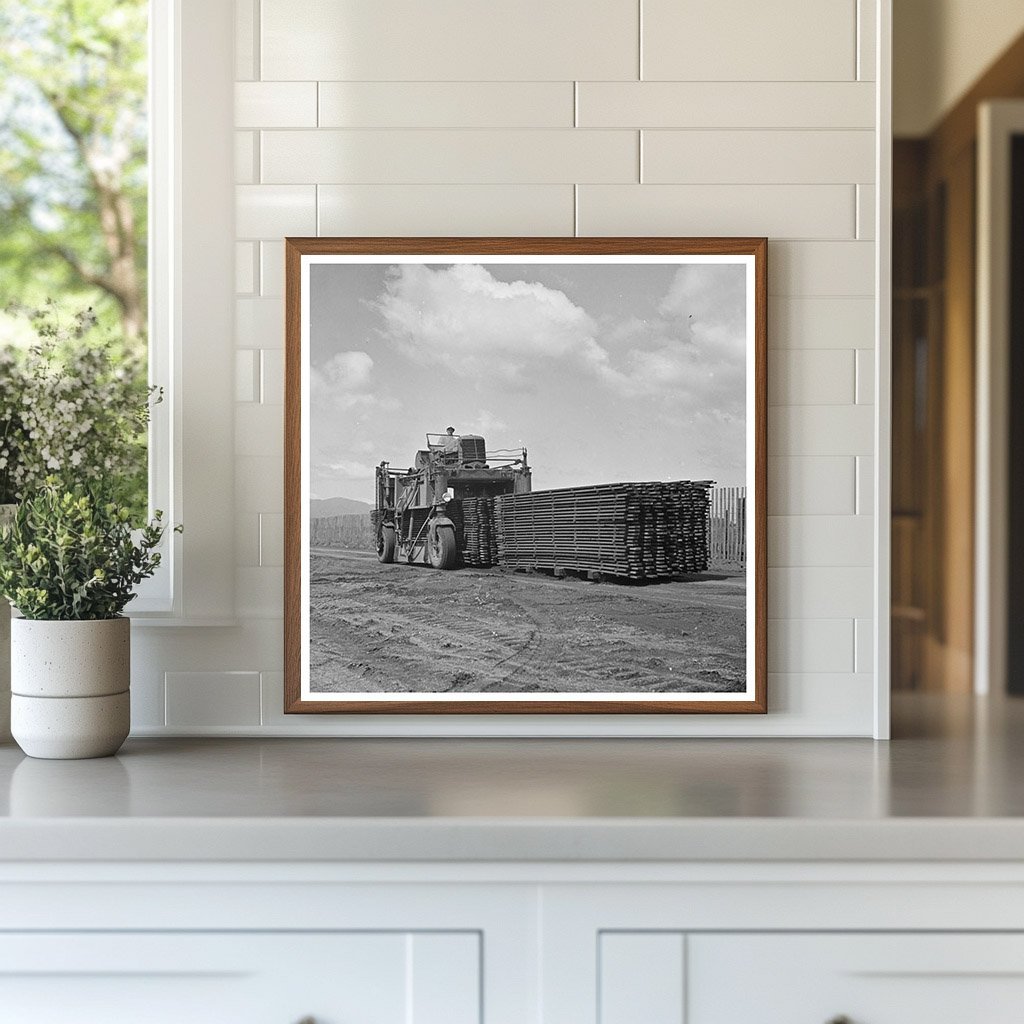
[0,301,155,516]
[0,478,176,620]
[0,0,149,341]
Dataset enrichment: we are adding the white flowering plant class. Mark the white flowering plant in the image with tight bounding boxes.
[0,303,156,519]
[0,479,174,620]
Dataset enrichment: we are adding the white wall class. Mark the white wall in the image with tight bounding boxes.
[131,0,885,737]
[894,0,1024,136]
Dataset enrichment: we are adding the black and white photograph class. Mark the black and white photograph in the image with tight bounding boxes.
[285,238,766,714]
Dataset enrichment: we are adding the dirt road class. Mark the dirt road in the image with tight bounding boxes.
[310,548,746,694]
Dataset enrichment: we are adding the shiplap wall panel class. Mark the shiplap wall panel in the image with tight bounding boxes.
[578,184,856,238]
[578,82,874,129]
[259,242,285,298]
[641,0,857,81]
[235,455,284,511]
[642,130,875,185]
[236,567,285,619]
[768,457,856,515]
[857,183,877,238]
[769,351,857,406]
[858,0,878,81]
[856,350,875,403]
[770,297,875,349]
[252,674,873,737]
[260,349,285,401]
[135,0,882,738]
[770,568,874,620]
[235,242,255,294]
[234,299,285,350]
[260,0,640,81]
[235,82,317,128]
[236,512,260,566]
[259,514,284,567]
[855,619,873,673]
[165,672,262,727]
[857,456,875,515]
[236,185,316,237]
[234,132,256,184]
[769,516,874,567]
[768,619,856,673]
[769,241,875,296]
[319,82,575,128]
[260,130,639,185]
[770,406,875,456]
[235,349,259,403]
[235,404,283,458]
[317,184,575,236]
[234,0,256,80]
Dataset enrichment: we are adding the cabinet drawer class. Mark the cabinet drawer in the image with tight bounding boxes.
[688,933,1024,1024]
[0,932,480,1024]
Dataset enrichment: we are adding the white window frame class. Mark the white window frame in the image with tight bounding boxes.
[128,0,236,625]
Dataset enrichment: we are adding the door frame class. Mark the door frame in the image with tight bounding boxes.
[975,100,1024,696]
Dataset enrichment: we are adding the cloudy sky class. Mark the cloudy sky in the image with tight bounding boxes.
[308,259,748,504]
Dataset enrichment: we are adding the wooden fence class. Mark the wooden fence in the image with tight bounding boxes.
[708,486,746,567]
[310,513,374,549]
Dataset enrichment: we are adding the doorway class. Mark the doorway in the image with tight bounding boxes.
[891,21,1024,694]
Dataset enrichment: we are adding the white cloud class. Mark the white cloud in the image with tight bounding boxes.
[364,261,746,431]
[594,264,747,415]
[315,350,373,390]
[371,264,609,379]
[311,350,377,410]
[464,410,508,437]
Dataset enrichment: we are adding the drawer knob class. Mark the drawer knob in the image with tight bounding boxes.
[826,1017,854,1024]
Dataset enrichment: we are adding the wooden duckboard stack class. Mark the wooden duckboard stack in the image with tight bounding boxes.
[492,481,712,583]
[448,497,497,568]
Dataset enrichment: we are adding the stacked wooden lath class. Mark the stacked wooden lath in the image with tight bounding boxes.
[492,481,712,582]
[448,497,498,568]
[370,482,713,580]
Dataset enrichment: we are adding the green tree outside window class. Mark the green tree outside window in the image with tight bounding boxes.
[0,0,150,518]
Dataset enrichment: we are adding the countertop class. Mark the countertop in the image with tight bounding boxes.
[1,693,1023,862]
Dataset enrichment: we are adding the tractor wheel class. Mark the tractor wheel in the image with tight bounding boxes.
[377,525,396,564]
[428,525,458,570]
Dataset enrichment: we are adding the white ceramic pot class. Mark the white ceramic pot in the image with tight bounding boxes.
[10,617,130,759]
[0,502,15,744]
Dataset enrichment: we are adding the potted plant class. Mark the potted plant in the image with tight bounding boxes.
[0,302,156,745]
[0,480,172,759]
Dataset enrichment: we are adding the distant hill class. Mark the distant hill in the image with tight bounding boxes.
[310,496,373,518]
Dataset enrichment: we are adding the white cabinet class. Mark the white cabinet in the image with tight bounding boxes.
[0,932,480,1024]
[0,872,536,1024]
[595,933,1024,1024]
[689,934,1024,1024]
[4,862,1024,1023]
[540,869,1024,1023]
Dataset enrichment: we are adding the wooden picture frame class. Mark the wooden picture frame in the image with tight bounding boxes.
[284,237,767,715]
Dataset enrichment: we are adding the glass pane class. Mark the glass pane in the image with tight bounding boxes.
[0,0,149,519]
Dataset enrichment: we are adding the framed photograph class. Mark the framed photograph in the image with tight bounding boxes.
[284,238,766,714]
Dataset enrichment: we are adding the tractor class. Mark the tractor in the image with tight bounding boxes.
[373,430,531,569]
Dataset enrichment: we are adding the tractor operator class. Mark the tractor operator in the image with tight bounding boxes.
[441,426,460,454]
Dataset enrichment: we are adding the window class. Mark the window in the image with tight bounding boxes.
[1,0,237,621]
[0,0,150,521]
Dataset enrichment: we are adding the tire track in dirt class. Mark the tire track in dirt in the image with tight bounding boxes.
[309,548,746,694]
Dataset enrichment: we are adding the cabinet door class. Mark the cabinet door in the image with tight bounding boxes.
[689,933,1024,1024]
[0,932,480,1024]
